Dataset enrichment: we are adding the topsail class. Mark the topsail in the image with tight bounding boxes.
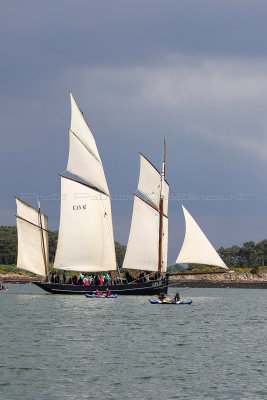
[67,93,109,195]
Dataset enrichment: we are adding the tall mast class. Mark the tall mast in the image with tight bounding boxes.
[38,202,49,282]
[158,139,166,273]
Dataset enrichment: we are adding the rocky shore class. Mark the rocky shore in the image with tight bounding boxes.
[0,274,42,283]
[169,272,267,289]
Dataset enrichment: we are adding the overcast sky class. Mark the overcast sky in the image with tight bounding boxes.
[1,0,267,263]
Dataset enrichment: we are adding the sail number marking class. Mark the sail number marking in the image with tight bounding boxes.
[73,205,87,210]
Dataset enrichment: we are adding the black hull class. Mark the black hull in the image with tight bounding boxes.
[33,277,168,295]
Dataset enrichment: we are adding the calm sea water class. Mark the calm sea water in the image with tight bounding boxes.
[0,284,266,400]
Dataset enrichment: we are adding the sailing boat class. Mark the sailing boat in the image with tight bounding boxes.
[33,93,168,295]
[16,93,227,295]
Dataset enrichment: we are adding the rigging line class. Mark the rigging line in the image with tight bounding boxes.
[100,196,116,271]
[38,204,49,281]
[4,264,22,275]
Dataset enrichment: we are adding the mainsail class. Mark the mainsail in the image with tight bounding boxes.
[54,177,116,272]
[176,205,228,269]
[54,93,116,272]
[123,151,169,272]
[16,198,49,277]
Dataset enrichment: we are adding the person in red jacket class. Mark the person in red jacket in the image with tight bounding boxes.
[158,293,165,301]
[105,289,111,297]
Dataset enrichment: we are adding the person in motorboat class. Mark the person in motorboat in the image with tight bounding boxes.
[158,293,165,301]
[95,290,102,295]
[158,293,172,302]
[174,292,181,302]
[105,288,111,297]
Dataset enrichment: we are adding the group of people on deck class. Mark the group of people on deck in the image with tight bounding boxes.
[51,271,122,285]
[50,270,160,285]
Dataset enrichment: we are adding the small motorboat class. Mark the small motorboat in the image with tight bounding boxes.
[149,299,192,305]
[85,293,118,298]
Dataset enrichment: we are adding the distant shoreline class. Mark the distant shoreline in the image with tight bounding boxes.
[169,272,267,289]
[170,280,267,289]
[1,273,267,289]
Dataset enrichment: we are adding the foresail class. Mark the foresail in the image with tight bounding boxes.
[54,177,116,272]
[176,205,228,269]
[16,198,48,277]
[68,93,109,195]
[123,195,160,271]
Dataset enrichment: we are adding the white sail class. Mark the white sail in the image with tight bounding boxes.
[16,198,48,277]
[67,130,109,195]
[70,92,101,161]
[16,197,48,229]
[137,153,161,208]
[176,205,228,269]
[123,195,160,271]
[54,177,116,272]
[67,93,109,195]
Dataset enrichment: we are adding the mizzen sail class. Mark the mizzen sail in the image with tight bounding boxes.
[16,198,49,277]
[176,205,228,269]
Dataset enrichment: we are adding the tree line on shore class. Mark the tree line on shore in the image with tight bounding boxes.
[0,226,126,268]
[1,226,267,272]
